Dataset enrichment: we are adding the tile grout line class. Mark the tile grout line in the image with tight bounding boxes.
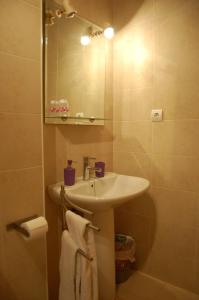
[0,112,42,116]
[0,50,40,63]
[0,165,43,174]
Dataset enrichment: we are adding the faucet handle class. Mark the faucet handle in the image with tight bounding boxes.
[83,156,96,163]
[83,156,96,181]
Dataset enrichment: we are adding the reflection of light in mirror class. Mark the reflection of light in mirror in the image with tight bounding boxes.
[80,35,91,46]
[104,27,114,39]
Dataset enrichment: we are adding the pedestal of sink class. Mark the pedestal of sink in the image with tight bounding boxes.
[89,209,115,300]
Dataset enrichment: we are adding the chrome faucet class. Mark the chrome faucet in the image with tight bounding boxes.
[83,156,96,180]
[83,156,103,180]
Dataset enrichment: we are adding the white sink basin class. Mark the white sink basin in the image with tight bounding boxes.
[48,172,150,211]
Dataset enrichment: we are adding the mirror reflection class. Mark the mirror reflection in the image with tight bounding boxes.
[45,0,111,125]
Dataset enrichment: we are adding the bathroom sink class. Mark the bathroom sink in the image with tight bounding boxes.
[48,172,150,300]
[48,172,150,211]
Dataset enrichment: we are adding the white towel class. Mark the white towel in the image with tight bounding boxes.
[66,211,98,300]
[59,230,80,300]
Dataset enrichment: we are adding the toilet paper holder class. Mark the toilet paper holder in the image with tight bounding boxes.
[6,215,38,238]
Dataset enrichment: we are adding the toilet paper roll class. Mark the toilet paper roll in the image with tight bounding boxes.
[21,216,48,240]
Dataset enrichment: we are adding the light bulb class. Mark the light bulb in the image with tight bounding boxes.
[103,27,114,39]
[80,35,91,46]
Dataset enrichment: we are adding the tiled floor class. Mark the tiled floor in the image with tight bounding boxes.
[116,272,199,300]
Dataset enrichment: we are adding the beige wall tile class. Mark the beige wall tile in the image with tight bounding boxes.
[119,190,155,219]
[195,199,199,229]
[0,113,42,171]
[43,125,59,300]
[155,0,187,18]
[155,5,198,107]
[151,221,196,259]
[152,121,199,156]
[54,126,68,181]
[0,0,41,60]
[113,0,155,30]
[43,126,57,185]
[0,0,47,299]
[53,123,113,179]
[154,2,199,121]
[113,151,151,179]
[194,261,199,294]
[155,0,198,23]
[114,121,152,154]
[0,53,41,114]
[114,40,154,91]
[155,8,193,63]
[93,141,113,155]
[45,199,60,300]
[0,167,43,225]
[113,0,199,293]
[114,87,153,122]
[114,18,155,76]
[146,250,196,294]
[196,232,199,263]
[0,227,11,300]
[72,0,112,27]
[23,0,41,8]
[3,228,47,300]
[151,154,199,192]
[153,80,199,120]
[149,187,197,228]
[117,272,199,300]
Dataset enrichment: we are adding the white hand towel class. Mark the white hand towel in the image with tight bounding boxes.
[59,230,80,300]
[66,211,98,300]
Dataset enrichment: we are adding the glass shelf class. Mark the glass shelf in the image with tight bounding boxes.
[45,115,110,125]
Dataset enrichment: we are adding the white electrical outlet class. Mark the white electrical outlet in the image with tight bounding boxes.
[151,109,163,122]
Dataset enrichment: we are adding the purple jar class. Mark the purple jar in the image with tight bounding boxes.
[95,161,105,178]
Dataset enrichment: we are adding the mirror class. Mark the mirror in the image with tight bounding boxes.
[44,0,109,125]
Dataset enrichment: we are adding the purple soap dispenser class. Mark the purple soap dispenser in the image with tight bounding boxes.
[64,160,75,186]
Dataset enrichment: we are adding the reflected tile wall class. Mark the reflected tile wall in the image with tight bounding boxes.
[113,0,199,294]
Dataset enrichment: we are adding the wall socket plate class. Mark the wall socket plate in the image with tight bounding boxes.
[151,109,163,122]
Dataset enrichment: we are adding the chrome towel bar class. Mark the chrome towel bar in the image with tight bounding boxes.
[60,185,100,232]
[61,185,93,215]
[87,223,100,232]
[77,248,93,261]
